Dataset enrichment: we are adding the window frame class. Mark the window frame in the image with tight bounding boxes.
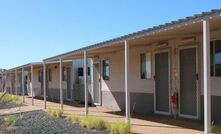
[62,67,67,81]
[38,70,42,82]
[48,68,52,82]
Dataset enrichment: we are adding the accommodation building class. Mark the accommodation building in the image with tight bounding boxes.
[0,69,6,92]
[4,63,43,103]
[3,60,94,106]
[2,9,221,133]
[43,9,221,133]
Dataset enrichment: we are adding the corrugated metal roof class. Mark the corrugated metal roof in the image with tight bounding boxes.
[42,8,220,61]
[6,62,42,72]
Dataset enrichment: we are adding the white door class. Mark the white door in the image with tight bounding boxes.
[93,63,101,105]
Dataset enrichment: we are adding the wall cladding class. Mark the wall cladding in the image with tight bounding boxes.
[102,91,154,115]
[201,96,221,123]
[47,88,67,100]
[130,92,154,115]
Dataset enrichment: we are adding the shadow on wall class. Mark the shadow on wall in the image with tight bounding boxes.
[102,80,154,115]
[201,96,221,123]
[33,96,85,108]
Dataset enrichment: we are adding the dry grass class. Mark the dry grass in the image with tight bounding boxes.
[0,93,22,104]
[67,113,81,123]
[3,115,17,126]
[47,108,63,118]
[212,123,221,133]
[108,121,131,134]
[67,113,131,133]
[80,116,108,129]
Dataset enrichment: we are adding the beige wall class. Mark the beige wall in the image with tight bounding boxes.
[99,46,155,94]
[98,29,221,97]
[47,64,67,89]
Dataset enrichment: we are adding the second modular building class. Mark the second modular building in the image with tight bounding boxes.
[43,9,221,123]
[5,60,94,103]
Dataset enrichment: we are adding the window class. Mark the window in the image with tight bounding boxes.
[78,68,83,76]
[211,40,221,76]
[88,67,90,76]
[140,52,152,79]
[103,59,110,80]
[62,67,67,81]
[48,69,52,82]
[38,70,42,82]
[78,67,90,76]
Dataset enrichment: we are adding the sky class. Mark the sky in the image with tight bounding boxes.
[0,0,221,69]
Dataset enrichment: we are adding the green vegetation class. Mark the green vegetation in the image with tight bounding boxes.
[3,115,17,126]
[0,93,22,104]
[0,92,7,101]
[108,121,131,134]
[67,113,131,133]
[80,116,108,129]
[47,108,63,118]
[68,113,81,123]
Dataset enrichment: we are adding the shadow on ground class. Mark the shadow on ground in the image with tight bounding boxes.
[33,96,96,108]
[105,111,204,131]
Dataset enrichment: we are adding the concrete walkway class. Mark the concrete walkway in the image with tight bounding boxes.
[1,96,204,134]
[0,105,41,116]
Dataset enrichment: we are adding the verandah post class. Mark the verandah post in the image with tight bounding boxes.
[43,62,47,109]
[84,51,88,116]
[124,40,130,122]
[203,20,211,134]
[22,67,25,103]
[59,58,64,110]
[31,65,34,106]
[15,69,18,95]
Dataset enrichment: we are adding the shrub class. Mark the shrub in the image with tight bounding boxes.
[80,116,108,129]
[0,93,22,104]
[3,115,17,126]
[68,114,81,123]
[48,108,56,117]
[108,121,131,134]
[47,108,63,118]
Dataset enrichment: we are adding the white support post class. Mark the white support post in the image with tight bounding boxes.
[84,51,88,116]
[31,65,34,106]
[22,67,25,103]
[5,72,7,92]
[124,40,130,122]
[59,58,63,110]
[203,20,211,134]
[10,71,12,94]
[15,70,18,95]
[43,63,47,109]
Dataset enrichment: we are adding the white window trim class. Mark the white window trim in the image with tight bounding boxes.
[210,39,221,77]
[140,52,152,80]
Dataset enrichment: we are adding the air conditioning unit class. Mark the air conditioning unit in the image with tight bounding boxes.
[180,37,196,43]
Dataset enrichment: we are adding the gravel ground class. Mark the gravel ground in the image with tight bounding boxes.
[0,102,24,109]
[0,110,109,134]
